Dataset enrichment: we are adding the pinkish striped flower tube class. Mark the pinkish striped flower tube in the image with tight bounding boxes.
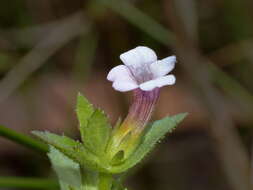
[107,46,176,160]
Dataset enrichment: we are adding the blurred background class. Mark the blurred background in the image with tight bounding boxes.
[0,0,253,190]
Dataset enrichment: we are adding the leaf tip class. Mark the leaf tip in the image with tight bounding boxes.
[31,130,43,137]
[177,112,188,122]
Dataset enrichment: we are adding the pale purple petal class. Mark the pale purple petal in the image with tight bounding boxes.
[139,75,176,91]
[107,65,132,82]
[150,56,176,78]
[112,80,139,92]
[120,46,157,67]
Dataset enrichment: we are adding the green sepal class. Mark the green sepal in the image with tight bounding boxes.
[47,146,82,190]
[76,93,112,156]
[76,93,94,143]
[85,109,112,156]
[110,150,124,165]
[110,113,187,173]
[112,117,122,134]
[32,131,107,172]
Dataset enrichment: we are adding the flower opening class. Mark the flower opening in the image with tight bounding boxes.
[107,46,176,92]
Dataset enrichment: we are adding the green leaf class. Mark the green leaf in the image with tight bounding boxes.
[32,131,106,172]
[47,146,82,190]
[76,93,95,143]
[32,131,81,151]
[111,113,187,173]
[83,109,112,156]
[76,93,112,156]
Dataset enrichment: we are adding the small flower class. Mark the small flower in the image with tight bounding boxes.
[107,46,176,92]
[106,46,177,161]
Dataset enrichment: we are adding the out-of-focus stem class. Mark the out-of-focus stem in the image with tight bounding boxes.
[0,125,48,153]
[0,177,58,189]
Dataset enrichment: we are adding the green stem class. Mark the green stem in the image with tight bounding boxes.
[0,177,59,189]
[98,173,113,190]
[0,125,48,153]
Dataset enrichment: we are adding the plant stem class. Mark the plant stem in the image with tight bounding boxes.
[0,125,48,153]
[0,177,59,189]
[98,173,113,190]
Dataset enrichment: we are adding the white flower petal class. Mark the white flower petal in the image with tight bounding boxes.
[112,80,139,92]
[120,46,157,67]
[139,75,176,91]
[107,65,132,82]
[150,56,176,78]
[107,65,138,92]
[135,46,157,64]
[108,46,176,92]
